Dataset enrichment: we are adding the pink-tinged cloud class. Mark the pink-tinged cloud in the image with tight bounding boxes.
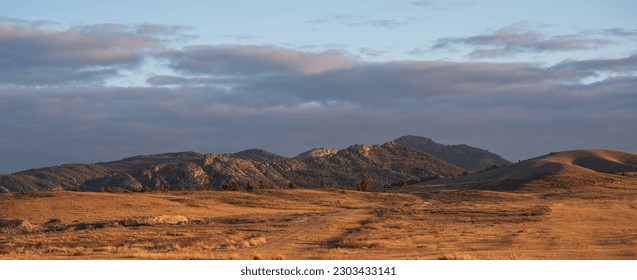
[161,45,358,76]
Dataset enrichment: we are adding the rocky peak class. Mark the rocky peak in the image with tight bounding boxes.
[295,147,340,159]
[347,144,371,156]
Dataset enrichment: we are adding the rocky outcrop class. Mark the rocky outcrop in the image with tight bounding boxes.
[294,148,340,159]
[137,162,210,191]
[202,153,293,189]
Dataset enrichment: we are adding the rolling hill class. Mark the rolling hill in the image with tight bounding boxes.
[425,149,637,193]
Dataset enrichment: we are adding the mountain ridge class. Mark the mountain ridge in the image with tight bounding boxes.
[0,137,474,193]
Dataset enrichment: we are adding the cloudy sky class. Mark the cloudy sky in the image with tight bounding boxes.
[1,0,636,173]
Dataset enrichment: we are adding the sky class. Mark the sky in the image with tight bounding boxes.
[0,0,636,173]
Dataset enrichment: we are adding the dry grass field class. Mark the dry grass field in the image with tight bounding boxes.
[2,173,636,259]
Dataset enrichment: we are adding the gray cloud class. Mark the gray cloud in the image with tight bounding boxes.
[600,28,637,37]
[552,54,637,77]
[0,16,57,28]
[410,0,477,9]
[411,0,434,6]
[157,45,603,107]
[358,47,385,58]
[307,14,421,29]
[0,21,189,86]
[146,74,247,88]
[433,23,613,58]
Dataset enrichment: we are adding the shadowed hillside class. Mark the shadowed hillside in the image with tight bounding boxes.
[424,149,637,193]
[394,135,511,171]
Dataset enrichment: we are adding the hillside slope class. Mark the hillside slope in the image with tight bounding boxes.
[394,135,511,171]
[427,149,637,193]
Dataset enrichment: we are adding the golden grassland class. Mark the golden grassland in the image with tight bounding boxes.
[1,173,636,260]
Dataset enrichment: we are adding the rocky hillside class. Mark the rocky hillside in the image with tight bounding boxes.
[291,142,464,188]
[394,135,511,171]
[0,142,465,193]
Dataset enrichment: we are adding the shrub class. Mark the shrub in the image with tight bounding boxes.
[484,164,499,171]
[221,180,241,191]
[357,180,371,192]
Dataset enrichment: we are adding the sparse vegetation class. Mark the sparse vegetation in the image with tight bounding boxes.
[2,177,637,260]
[485,164,499,171]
